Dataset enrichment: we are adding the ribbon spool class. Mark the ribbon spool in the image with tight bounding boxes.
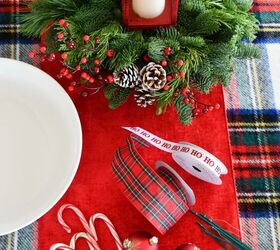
[123,127,228,185]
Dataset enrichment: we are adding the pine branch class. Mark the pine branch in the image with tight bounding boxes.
[235,43,261,59]
[173,95,193,125]
[104,85,131,109]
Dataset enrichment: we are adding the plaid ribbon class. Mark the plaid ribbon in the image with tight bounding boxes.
[112,135,189,234]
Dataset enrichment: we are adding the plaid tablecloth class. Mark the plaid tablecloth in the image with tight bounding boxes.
[0,0,279,249]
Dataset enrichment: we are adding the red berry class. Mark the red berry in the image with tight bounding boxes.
[193,112,199,117]
[81,72,88,79]
[58,19,65,26]
[40,56,46,62]
[161,60,168,67]
[176,243,200,250]
[167,75,173,82]
[180,71,186,78]
[98,75,103,81]
[48,53,56,61]
[67,41,75,49]
[215,103,221,110]
[93,66,100,74]
[94,59,100,65]
[208,105,214,111]
[107,75,114,84]
[75,65,81,71]
[70,81,77,86]
[40,46,47,53]
[164,84,170,90]
[190,98,195,104]
[184,98,190,104]
[81,91,89,97]
[68,85,75,92]
[173,73,178,78]
[63,22,70,28]
[177,59,184,67]
[182,87,190,97]
[89,77,95,83]
[57,33,64,40]
[203,107,209,113]
[164,47,172,56]
[143,54,151,62]
[86,75,91,81]
[28,51,35,58]
[60,68,68,76]
[83,35,90,42]
[66,74,73,79]
[95,37,101,44]
[193,108,201,113]
[107,49,115,58]
[173,92,179,97]
[61,53,68,60]
[80,57,87,64]
[57,74,63,79]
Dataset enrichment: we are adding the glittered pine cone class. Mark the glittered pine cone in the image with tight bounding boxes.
[139,62,167,91]
[113,64,139,88]
[134,87,156,108]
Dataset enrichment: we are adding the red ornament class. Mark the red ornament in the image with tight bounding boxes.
[57,32,64,40]
[106,75,114,84]
[39,46,47,53]
[94,59,101,65]
[83,35,90,42]
[164,47,172,56]
[143,54,151,62]
[28,51,35,58]
[177,59,184,67]
[107,49,115,58]
[58,19,65,26]
[61,53,68,60]
[167,75,173,82]
[160,60,168,67]
[67,41,75,49]
[123,232,158,250]
[180,71,186,78]
[80,57,87,64]
[176,243,200,250]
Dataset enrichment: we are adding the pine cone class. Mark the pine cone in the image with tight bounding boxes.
[134,88,156,108]
[113,64,139,88]
[139,62,167,91]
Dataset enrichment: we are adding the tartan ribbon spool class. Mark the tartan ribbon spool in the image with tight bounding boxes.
[112,135,194,234]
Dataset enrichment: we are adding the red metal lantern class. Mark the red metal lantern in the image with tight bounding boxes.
[122,0,179,29]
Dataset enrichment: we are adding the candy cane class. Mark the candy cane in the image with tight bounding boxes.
[57,204,100,250]
[89,213,123,250]
[50,232,96,250]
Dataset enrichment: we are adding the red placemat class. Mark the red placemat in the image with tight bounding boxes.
[38,60,240,250]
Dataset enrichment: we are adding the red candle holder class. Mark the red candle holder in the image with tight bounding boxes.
[122,0,179,29]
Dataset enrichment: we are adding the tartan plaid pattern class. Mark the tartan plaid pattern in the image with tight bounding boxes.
[112,135,189,235]
[0,0,279,249]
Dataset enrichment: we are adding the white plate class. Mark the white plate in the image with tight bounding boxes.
[0,58,82,235]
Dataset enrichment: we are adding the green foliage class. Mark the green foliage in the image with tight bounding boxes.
[20,0,260,125]
[173,95,193,125]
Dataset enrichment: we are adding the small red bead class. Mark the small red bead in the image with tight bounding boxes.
[60,67,68,75]
[203,107,209,113]
[81,91,89,97]
[107,75,114,84]
[89,77,95,83]
[215,103,221,110]
[177,59,184,67]
[208,105,214,111]
[40,56,46,62]
[164,47,172,56]
[75,65,81,71]
[86,75,91,81]
[143,54,150,62]
[67,41,75,49]
[83,35,90,42]
[173,92,179,97]
[66,74,73,79]
[190,99,196,104]
[80,57,87,64]
[57,74,63,79]
[161,60,167,67]
[81,72,88,79]
[93,66,100,74]
[39,46,47,53]
[68,85,75,92]
[193,112,199,117]
[61,53,68,60]
[107,49,115,58]
[63,22,70,28]
[48,53,56,61]
[28,51,35,58]
[58,19,65,26]
[94,59,100,65]
[95,37,101,44]
[70,81,77,86]
[164,84,170,90]
[182,87,190,97]
[180,71,186,78]
[167,75,173,82]
[193,108,201,113]
[184,98,190,104]
[57,33,64,40]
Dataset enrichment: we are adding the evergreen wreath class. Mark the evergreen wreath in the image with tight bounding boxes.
[21,0,260,125]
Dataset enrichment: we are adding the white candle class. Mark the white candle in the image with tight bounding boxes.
[132,0,165,19]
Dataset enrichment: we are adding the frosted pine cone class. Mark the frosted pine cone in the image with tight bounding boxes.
[134,88,156,108]
[139,62,167,91]
[113,64,139,88]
